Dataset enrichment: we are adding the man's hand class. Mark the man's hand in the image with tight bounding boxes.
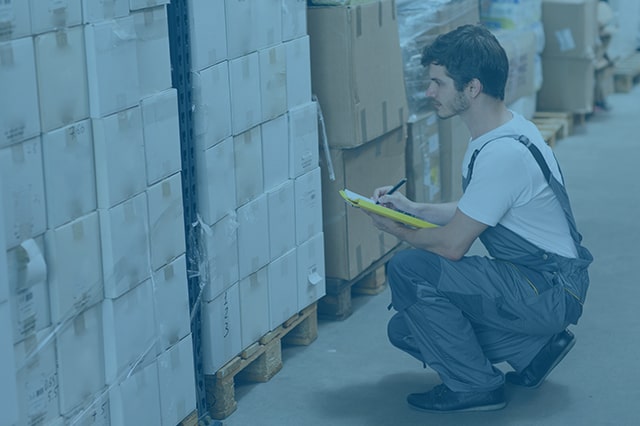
[372,185,413,214]
[364,210,407,237]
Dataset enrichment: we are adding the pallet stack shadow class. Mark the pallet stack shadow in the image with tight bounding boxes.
[188,0,325,420]
[0,1,195,425]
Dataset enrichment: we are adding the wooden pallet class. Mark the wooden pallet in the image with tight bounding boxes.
[318,244,404,321]
[177,410,199,426]
[532,111,582,147]
[204,303,318,420]
[614,52,640,93]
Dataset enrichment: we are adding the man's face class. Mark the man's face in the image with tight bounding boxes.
[425,64,470,119]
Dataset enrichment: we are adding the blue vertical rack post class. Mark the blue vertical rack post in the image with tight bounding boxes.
[166,0,206,418]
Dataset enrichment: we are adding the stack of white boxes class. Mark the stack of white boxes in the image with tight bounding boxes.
[0,1,195,425]
[191,0,325,375]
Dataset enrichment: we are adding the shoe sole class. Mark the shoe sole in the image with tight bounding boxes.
[407,400,507,414]
[527,335,576,389]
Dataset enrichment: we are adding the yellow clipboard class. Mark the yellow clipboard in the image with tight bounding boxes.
[339,189,438,229]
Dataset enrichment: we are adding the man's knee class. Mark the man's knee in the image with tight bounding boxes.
[387,312,410,349]
[387,249,442,287]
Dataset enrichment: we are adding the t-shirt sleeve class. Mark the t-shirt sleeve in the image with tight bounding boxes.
[458,143,533,226]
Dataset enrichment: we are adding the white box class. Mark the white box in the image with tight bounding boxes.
[85,16,140,117]
[82,0,128,23]
[157,334,196,426]
[103,279,156,385]
[294,167,323,245]
[261,114,289,192]
[42,120,96,229]
[229,52,261,135]
[267,180,295,261]
[196,137,236,226]
[0,302,19,426]
[147,172,185,271]
[285,35,311,110]
[237,194,269,279]
[56,302,104,415]
[130,0,169,11]
[93,106,147,209]
[99,192,150,299]
[109,359,161,426]
[0,0,30,39]
[254,0,282,51]
[234,126,263,206]
[14,327,60,426]
[297,232,326,310]
[0,37,40,147]
[152,254,190,354]
[188,0,227,71]
[202,283,242,374]
[34,26,89,132]
[268,248,298,330]
[0,138,46,249]
[10,279,50,344]
[141,89,181,185]
[239,267,269,348]
[30,0,82,34]
[192,61,232,150]
[203,214,239,302]
[0,183,7,303]
[45,212,103,325]
[259,44,287,122]
[282,0,307,42]
[224,0,256,59]
[65,398,110,426]
[134,6,172,98]
[288,101,318,178]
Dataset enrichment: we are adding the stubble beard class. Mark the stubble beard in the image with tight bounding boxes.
[436,91,470,120]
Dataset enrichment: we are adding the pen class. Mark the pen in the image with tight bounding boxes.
[386,177,407,196]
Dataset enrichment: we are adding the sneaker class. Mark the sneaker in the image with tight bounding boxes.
[506,329,576,389]
[407,383,507,413]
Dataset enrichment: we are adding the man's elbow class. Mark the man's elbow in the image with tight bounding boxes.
[441,241,471,261]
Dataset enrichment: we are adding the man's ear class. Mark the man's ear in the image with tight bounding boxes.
[467,78,482,98]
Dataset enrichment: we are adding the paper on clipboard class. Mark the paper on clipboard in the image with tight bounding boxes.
[339,189,438,229]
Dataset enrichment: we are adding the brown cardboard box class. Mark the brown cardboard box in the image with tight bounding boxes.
[537,55,595,113]
[406,111,441,204]
[494,29,538,104]
[438,115,470,202]
[541,0,598,59]
[308,0,408,148]
[321,127,405,281]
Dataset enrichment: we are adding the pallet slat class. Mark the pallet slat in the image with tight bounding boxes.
[614,52,640,93]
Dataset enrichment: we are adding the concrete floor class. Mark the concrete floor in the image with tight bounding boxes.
[221,84,640,426]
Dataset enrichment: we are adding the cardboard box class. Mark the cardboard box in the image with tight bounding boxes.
[99,192,150,299]
[0,185,8,303]
[14,327,60,425]
[0,0,30,39]
[254,0,283,52]
[156,334,196,426]
[109,359,161,426]
[196,137,236,226]
[237,194,270,279]
[321,127,404,281]
[85,16,140,118]
[224,0,256,59]
[406,111,441,204]
[203,214,239,302]
[229,52,262,135]
[294,167,323,246]
[438,115,470,203]
[297,232,325,311]
[56,302,104,415]
[0,138,46,249]
[262,114,290,192]
[45,212,103,325]
[30,0,81,34]
[308,1,407,148]
[82,0,128,24]
[146,172,185,271]
[130,0,169,10]
[541,0,598,59]
[239,267,270,349]
[202,283,242,374]
[282,0,307,42]
[133,6,172,98]
[0,37,40,147]
[267,180,296,261]
[34,26,89,132]
[42,120,96,229]
[64,398,110,425]
[10,279,50,344]
[537,55,595,113]
[288,101,319,179]
[141,88,182,186]
[103,279,156,385]
[285,35,312,110]
[188,0,227,71]
[192,61,232,151]
[259,44,287,122]
[494,28,538,104]
[0,302,19,425]
[93,106,147,209]
[268,248,298,329]
[234,125,264,206]
[152,254,191,354]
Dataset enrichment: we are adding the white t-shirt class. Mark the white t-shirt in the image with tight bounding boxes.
[457,112,578,258]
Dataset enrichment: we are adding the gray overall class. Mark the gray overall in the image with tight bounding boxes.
[386,135,593,392]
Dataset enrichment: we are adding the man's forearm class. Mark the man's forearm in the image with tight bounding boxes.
[411,201,459,226]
